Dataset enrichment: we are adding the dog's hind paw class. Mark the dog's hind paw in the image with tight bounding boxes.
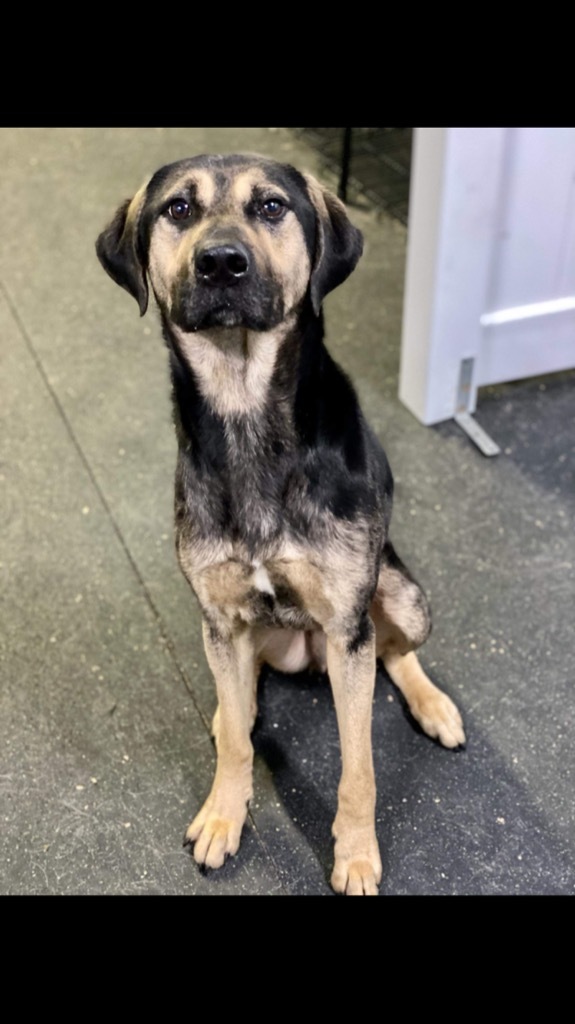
[383,653,466,750]
[412,689,466,749]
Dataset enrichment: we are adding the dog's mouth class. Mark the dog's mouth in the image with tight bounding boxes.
[192,301,245,330]
[171,282,285,334]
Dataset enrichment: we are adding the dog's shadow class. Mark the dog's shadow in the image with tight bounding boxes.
[251,660,429,891]
[251,666,339,889]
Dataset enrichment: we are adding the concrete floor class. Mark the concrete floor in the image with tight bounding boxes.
[1,127,574,895]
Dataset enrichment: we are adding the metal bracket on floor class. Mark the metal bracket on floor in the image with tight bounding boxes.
[454,358,501,457]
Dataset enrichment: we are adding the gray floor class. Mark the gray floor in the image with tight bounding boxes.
[1,127,574,895]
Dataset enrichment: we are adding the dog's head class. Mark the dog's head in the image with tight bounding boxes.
[96,154,363,331]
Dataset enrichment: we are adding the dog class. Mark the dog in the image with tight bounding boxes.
[96,153,465,895]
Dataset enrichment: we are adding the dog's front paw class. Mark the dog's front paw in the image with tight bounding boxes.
[412,689,466,749]
[331,827,382,896]
[184,788,251,869]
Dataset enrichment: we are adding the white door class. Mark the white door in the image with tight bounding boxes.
[399,127,575,428]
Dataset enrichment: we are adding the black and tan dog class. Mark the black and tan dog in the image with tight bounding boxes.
[96,153,465,895]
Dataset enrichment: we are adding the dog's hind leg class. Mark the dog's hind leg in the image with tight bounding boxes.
[185,621,257,869]
[372,542,465,749]
[383,650,465,748]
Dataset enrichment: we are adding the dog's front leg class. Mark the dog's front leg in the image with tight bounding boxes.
[185,620,256,869]
[327,620,382,896]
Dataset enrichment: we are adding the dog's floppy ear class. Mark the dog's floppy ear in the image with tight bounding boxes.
[96,183,149,316]
[304,174,364,315]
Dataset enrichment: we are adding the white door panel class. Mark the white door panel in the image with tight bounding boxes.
[479,312,575,387]
[400,127,575,427]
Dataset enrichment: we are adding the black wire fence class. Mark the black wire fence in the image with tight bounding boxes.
[292,128,413,225]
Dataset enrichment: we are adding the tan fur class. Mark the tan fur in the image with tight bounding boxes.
[147,219,180,309]
[256,221,310,313]
[230,167,277,205]
[383,651,464,748]
[185,621,257,868]
[192,168,216,209]
[172,323,288,418]
[327,633,381,895]
[124,179,150,233]
[371,563,430,655]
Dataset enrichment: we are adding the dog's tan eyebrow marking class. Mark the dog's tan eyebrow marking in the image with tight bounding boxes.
[231,168,287,205]
[191,169,216,208]
[160,169,216,210]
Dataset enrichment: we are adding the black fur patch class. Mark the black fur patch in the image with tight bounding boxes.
[347,612,375,655]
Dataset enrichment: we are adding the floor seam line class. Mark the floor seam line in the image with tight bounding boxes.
[0,278,209,725]
[1,278,297,896]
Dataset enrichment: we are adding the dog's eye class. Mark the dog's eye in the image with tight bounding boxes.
[168,199,191,221]
[261,198,286,220]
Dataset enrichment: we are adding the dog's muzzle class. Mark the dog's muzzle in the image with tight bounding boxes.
[172,238,284,333]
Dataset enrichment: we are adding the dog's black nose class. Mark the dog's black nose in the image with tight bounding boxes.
[195,244,250,286]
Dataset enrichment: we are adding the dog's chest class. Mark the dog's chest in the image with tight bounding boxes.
[176,414,326,554]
